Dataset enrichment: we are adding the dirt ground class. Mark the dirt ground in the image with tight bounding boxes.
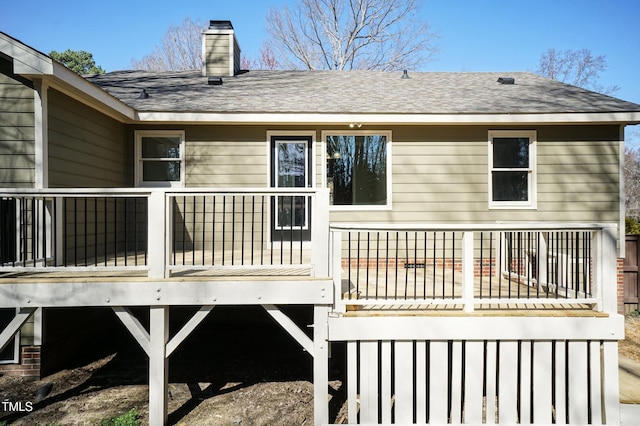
[0,312,638,426]
[620,314,640,363]
[0,307,347,425]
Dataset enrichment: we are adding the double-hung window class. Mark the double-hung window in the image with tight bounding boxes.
[135,130,185,187]
[323,131,391,209]
[489,130,537,209]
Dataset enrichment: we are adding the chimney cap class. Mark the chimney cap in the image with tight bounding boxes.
[209,20,234,30]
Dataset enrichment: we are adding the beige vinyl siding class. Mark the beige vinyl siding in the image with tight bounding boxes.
[184,126,267,187]
[48,89,126,187]
[0,72,35,188]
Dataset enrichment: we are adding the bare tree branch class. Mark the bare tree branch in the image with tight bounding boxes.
[131,17,204,71]
[625,142,640,220]
[537,48,619,95]
[266,0,437,71]
[242,43,281,70]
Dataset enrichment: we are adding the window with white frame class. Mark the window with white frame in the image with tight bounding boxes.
[135,131,185,187]
[489,130,537,208]
[324,131,391,208]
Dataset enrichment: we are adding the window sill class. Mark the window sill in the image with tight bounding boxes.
[329,204,393,212]
[489,203,537,210]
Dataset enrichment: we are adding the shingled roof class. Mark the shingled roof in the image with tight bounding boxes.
[86,70,640,115]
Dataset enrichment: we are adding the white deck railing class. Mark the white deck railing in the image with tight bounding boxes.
[330,223,619,314]
[0,189,619,314]
[0,188,330,279]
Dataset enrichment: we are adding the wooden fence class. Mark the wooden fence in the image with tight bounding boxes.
[624,235,640,313]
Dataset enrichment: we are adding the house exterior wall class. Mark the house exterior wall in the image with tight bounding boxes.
[0,70,35,188]
[48,89,127,188]
[185,126,267,186]
[134,124,620,225]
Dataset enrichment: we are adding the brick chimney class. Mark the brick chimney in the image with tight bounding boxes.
[202,20,241,77]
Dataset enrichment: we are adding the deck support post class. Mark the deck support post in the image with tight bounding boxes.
[462,232,474,312]
[313,305,330,426]
[149,306,169,426]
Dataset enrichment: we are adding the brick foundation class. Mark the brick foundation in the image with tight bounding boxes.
[0,346,41,379]
[618,258,625,314]
[342,258,498,277]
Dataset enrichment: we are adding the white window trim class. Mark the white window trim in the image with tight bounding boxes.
[265,130,317,188]
[135,130,186,188]
[488,130,537,209]
[321,130,392,211]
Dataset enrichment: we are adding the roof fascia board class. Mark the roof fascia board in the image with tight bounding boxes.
[135,111,640,125]
[0,33,53,75]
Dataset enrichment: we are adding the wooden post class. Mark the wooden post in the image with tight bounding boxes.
[148,191,167,279]
[149,306,169,426]
[603,341,621,424]
[537,232,548,289]
[312,188,330,277]
[462,231,474,312]
[593,224,618,314]
[331,229,345,313]
[54,196,64,266]
[313,305,329,426]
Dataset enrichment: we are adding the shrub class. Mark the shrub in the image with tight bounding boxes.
[100,408,140,426]
[626,217,640,234]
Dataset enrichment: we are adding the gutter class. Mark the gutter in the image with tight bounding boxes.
[134,111,640,126]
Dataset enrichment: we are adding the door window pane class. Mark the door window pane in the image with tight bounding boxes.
[277,196,306,228]
[277,142,306,188]
[274,140,309,230]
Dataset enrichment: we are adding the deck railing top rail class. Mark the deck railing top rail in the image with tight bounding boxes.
[0,187,320,197]
[330,222,615,232]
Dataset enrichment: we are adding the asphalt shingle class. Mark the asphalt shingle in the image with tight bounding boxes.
[86,70,640,115]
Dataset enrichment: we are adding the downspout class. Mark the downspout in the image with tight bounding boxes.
[620,124,626,260]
